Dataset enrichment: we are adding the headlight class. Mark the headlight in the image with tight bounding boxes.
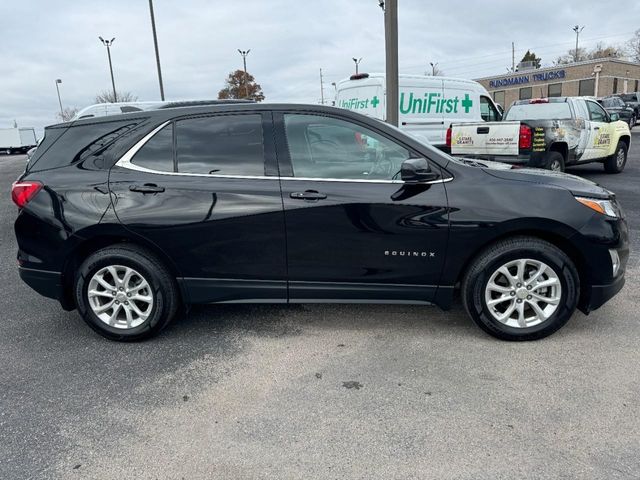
[575,196,620,218]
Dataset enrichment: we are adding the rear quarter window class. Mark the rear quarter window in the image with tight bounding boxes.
[28,118,145,172]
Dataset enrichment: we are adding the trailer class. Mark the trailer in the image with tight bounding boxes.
[0,127,38,155]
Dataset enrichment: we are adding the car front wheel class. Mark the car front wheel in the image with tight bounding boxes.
[74,244,180,341]
[462,237,579,341]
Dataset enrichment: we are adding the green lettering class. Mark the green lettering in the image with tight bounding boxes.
[399,92,413,114]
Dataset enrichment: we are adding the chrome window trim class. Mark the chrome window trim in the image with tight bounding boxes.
[115,121,452,185]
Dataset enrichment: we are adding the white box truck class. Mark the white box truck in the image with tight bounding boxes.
[335,73,503,149]
[0,127,38,155]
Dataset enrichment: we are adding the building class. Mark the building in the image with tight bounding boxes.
[475,58,640,109]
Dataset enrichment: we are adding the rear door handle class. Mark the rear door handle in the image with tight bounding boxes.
[477,126,490,134]
[290,190,327,200]
[129,183,165,194]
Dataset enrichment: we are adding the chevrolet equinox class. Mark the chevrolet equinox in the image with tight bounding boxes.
[12,102,629,341]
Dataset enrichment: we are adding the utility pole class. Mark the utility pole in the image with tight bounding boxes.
[148,0,165,100]
[352,57,362,75]
[381,0,398,126]
[99,36,118,102]
[430,62,438,76]
[238,49,251,98]
[573,25,585,62]
[512,42,515,71]
[55,79,64,118]
[319,68,325,105]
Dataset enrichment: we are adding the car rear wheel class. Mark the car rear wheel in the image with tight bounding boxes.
[545,151,565,172]
[74,244,180,341]
[603,141,627,174]
[630,114,636,129]
[462,236,579,341]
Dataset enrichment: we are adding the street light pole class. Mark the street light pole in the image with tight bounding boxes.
[573,25,584,62]
[148,0,165,100]
[99,36,118,102]
[430,62,438,76]
[238,49,251,98]
[352,57,362,75]
[381,0,398,126]
[55,79,64,118]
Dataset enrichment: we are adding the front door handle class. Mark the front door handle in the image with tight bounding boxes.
[129,183,165,194]
[594,126,600,130]
[290,190,327,200]
[477,126,490,134]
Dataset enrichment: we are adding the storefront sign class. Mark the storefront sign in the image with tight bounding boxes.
[489,70,566,88]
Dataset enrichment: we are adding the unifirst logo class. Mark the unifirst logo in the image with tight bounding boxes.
[400,92,473,115]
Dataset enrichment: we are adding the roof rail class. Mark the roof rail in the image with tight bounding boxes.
[157,99,256,109]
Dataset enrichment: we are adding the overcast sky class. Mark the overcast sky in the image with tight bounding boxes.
[1,0,639,133]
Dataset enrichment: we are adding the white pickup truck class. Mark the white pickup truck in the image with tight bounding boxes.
[446,97,631,173]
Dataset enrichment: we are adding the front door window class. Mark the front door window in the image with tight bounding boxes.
[283,114,410,181]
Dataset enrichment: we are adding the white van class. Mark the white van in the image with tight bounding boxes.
[335,73,502,147]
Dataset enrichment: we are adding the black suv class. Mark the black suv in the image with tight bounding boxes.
[12,102,629,341]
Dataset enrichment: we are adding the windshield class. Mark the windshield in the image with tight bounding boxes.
[505,103,572,121]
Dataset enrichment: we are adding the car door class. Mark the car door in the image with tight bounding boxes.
[584,100,614,161]
[274,111,450,303]
[109,112,287,303]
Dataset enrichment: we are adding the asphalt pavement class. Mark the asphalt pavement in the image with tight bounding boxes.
[0,136,639,480]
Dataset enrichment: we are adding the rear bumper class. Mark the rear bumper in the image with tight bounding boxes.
[580,274,626,314]
[19,267,64,302]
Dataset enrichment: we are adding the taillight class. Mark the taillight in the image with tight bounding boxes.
[446,127,452,147]
[11,181,43,209]
[519,125,532,150]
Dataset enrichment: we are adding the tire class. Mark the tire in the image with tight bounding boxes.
[462,236,579,341]
[629,115,636,129]
[603,141,628,174]
[74,244,180,341]
[544,151,565,172]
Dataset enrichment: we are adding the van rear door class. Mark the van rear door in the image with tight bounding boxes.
[450,121,521,157]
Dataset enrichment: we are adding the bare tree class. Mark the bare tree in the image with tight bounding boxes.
[627,29,640,63]
[426,65,445,76]
[56,107,79,122]
[94,90,139,103]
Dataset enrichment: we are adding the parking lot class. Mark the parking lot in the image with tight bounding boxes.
[1,136,639,479]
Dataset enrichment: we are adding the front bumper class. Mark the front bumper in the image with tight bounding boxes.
[580,274,626,314]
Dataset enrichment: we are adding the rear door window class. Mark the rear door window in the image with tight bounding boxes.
[130,124,174,172]
[176,114,265,176]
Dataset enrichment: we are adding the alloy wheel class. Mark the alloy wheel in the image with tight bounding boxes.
[484,258,562,328]
[87,265,154,329]
[616,147,626,169]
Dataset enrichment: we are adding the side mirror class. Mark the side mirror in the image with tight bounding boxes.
[400,158,439,183]
[610,113,620,122]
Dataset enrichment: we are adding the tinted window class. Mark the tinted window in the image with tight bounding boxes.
[519,87,532,100]
[548,83,562,97]
[579,79,595,96]
[131,124,174,171]
[284,114,410,180]
[176,114,265,175]
[587,101,608,122]
[29,119,143,172]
